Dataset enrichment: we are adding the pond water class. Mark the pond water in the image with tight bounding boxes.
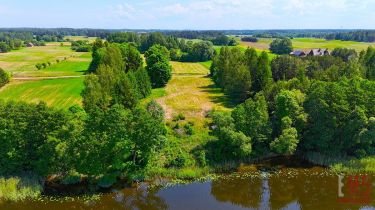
[2,158,375,210]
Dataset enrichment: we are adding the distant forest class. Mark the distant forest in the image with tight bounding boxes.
[1,28,375,42]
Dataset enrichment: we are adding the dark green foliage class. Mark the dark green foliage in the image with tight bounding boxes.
[211,47,254,101]
[147,100,165,122]
[332,48,357,62]
[271,55,306,81]
[134,68,152,98]
[231,93,271,156]
[270,117,299,155]
[0,101,81,176]
[0,42,10,53]
[145,45,172,88]
[359,47,375,80]
[0,68,11,87]
[210,111,252,160]
[107,32,140,44]
[303,78,375,156]
[269,38,293,55]
[254,52,272,92]
[212,35,237,46]
[241,37,258,42]
[71,40,92,52]
[118,43,144,72]
[180,41,215,62]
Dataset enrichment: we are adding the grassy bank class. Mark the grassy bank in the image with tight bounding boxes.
[0,176,42,201]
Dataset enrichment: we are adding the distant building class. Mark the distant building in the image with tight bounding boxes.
[290,48,330,57]
[26,42,34,47]
[308,48,330,56]
[290,50,308,57]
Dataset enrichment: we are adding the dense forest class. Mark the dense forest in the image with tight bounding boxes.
[210,45,375,161]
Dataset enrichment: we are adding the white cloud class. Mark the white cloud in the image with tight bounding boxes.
[109,3,137,20]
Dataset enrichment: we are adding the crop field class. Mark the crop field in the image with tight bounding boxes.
[0,77,84,109]
[241,37,375,51]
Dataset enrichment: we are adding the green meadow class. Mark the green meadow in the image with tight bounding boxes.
[0,40,91,109]
[0,77,85,109]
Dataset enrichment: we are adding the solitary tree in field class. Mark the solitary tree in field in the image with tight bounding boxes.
[269,38,293,55]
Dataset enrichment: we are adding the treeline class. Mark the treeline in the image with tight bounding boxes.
[107,32,216,62]
[0,28,109,38]
[249,30,375,43]
[164,30,224,39]
[0,32,33,52]
[0,32,63,53]
[208,45,375,161]
[0,39,172,187]
[324,31,375,42]
[241,37,258,42]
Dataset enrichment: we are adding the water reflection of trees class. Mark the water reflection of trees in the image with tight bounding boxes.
[98,186,168,210]
[211,176,262,208]
[211,170,374,210]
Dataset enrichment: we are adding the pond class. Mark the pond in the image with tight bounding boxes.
[2,157,375,210]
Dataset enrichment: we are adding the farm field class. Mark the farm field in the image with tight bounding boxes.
[241,37,375,51]
[64,36,98,42]
[0,77,84,109]
[0,42,88,75]
[0,39,92,109]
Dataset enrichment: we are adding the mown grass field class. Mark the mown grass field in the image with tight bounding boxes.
[64,36,97,43]
[241,37,375,52]
[0,42,87,75]
[0,77,84,109]
[156,61,232,121]
[0,39,92,109]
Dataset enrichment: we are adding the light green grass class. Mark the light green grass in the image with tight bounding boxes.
[0,44,89,76]
[199,60,212,70]
[17,56,91,77]
[331,156,375,173]
[64,36,97,43]
[0,77,84,109]
[156,61,232,121]
[241,37,375,52]
[0,176,42,201]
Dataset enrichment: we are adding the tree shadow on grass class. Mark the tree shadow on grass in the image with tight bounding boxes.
[199,83,238,109]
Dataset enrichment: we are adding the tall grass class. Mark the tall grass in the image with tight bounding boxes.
[0,176,42,201]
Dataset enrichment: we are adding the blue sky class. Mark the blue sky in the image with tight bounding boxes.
[0,0,374,29]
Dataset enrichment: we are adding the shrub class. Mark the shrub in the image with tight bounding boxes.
[0,68,11,87]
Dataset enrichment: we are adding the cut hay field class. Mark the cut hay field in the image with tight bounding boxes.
[64,36,97,43]
[0,40,92,109]
[241,38,375,52]
[0,43,87,75]
[155,61,232,122]
[0,77,84,109]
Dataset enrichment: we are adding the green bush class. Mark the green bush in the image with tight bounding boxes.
[0,68,11,87]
